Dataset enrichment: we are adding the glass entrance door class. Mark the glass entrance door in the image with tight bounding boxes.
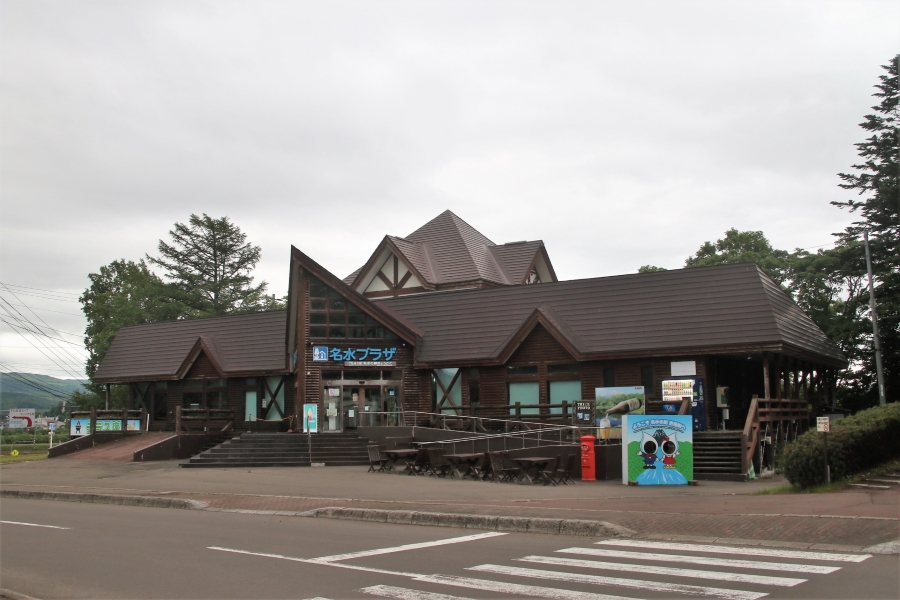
[362,387,382,427]
[323,386,342,431]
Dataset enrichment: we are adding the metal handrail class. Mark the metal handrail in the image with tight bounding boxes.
[401,410,576,432]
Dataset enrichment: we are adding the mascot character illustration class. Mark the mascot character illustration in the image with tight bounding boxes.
[637,432,658,469]
[661,433,680,469]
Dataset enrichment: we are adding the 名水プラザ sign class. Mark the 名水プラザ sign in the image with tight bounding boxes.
[622,415,693,485]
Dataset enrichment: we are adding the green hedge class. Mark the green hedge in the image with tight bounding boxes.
[783,402,900,488]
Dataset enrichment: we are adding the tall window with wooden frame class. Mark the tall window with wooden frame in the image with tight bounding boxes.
[181,378,227,409]
[260,376,286,421]
[547,363,581,416]
[309,277,399,340]
[432,368,462,415]
[506,365,539,416]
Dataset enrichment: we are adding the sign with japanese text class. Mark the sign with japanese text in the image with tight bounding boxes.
[69,419,141,436]
[573,401,594,426]
[817,417,830,433]
[8,408,35,428]
[312,346,398,363]
[623,415,693,485]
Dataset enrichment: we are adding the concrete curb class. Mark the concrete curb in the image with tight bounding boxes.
[304,506,635,537]
[0,489,206,510]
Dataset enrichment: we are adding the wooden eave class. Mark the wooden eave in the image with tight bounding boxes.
[289,245,420,347]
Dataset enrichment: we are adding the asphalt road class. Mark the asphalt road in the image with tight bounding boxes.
[1,499,897,600]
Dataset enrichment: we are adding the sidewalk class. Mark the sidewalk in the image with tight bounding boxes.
[2,458,898,547]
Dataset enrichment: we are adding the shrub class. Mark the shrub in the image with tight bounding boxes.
[783,402,900,488]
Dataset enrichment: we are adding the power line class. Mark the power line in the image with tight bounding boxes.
[0,367,78,402]
[0,318,85,347]
[0,301,87,369]
[0,300,85,379]
[0,282,81,300]
[0,288,89,366]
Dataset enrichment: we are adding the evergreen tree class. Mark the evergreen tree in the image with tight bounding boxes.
[684,228,793,286]
[835,55,899,405]
[147,214,276,316]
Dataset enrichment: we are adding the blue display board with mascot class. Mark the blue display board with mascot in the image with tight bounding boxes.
[622,415,693,485]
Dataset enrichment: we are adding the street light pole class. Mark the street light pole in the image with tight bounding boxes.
[863,231,886,406]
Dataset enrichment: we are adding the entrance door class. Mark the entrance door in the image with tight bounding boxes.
[362,387,382,427]
[323,386,342,431]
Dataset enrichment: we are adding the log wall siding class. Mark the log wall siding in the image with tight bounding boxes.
[184,353,221,379]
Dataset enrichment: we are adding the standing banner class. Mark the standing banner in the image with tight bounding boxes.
[622,415,693,485]
[595,386,645,439]
[302,403,319,433]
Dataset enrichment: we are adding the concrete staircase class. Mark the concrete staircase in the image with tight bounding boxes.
[180,432,370,468]
[693,431,745,481]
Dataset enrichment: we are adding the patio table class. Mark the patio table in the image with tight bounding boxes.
[444,452,483,479]
[382,449,420,474]
[511,456,552,484]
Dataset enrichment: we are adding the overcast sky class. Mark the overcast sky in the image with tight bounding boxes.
[1,0,897,380]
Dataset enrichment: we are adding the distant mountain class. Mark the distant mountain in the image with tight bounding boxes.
[0,373,87,414]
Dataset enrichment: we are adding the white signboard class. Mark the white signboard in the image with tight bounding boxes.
[670,361,697,376]
[9,408,35,428]
[302,403,319,433]
[816,417,830,433]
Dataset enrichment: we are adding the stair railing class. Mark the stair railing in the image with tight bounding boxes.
[741,397,760,476]
[741,395,810,476]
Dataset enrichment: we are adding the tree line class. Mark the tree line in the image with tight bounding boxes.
[640,55,898,411]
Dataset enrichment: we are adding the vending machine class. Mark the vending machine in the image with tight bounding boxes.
[661,378,706,431]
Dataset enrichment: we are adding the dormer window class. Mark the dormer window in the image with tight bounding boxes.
[526,268,542,284]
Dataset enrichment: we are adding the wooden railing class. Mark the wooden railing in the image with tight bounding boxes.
[70,408,146,433]
[175,407,234,435]
[741,396,809,475]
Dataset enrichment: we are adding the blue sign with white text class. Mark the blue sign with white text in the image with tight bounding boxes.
[311,347,398,362]
[312,346,328,362]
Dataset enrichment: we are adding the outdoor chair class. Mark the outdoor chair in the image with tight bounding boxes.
[367,445,387,473]
[556,453,577,485]
[426,448,451,477]
[487,452,517,482]
[406,448,430,476]
[537,455,561,486]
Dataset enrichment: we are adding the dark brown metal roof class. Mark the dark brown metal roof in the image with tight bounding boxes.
[346,210,557,290]
[378,263,846,367]
[94,310,288,383]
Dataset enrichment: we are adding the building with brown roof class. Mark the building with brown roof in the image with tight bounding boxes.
[95,211,845,445]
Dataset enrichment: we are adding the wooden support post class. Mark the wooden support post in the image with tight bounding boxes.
[562,400,570,425]
[105,384,110,410]
[141,408,148,432]
[175,406,182,435]
[791,366,798,401]
[121,408,128,434]
[775,357,783,400]
[90,406,97,437]
[762,354,770,400]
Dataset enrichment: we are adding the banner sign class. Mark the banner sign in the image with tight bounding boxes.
[623,415,693,485]
[595,387,645,438]
[302,403,319,433]
[9,408,35,428]
[573,400,594,426]
[312,346,398,362]
[69,419,142,436]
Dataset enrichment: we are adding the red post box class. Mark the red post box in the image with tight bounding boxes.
[581,435,596,481]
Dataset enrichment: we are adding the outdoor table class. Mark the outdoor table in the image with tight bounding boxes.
[444,452,483,479]
[382,449,419,473]
[511,456,552,484]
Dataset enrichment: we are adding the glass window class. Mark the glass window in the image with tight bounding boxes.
[310,326,327,338]
[206,378,226,389]
[385,329,399,339]
[310,282,328,298]
[382,370,402,380]
[549,380,581,416]
[468,368,480,379]
[182,392,202,409]
[509,381,540,416]
[641,366,654,395]
[433,368,462,414]
[154,381,168,389]
[548,363,580,374]
[207,391,227,409]
[322,370,342,380]
[507,365,538,376]
[348,327,365,338]
[348,313,366,325]
[310,313,327,325]
[311,299,327,311]
[245,378,256,386]
[328,326,346,338]
[330,299,346,311]
[366,326,384,338]
[469,383,480,404]
[328,312,346,325]
[603,367,616,387]
[184,379,203,388]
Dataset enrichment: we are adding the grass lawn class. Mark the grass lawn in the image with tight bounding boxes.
[0,453,47,464]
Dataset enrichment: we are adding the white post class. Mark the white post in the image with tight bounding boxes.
[863,231,887,406]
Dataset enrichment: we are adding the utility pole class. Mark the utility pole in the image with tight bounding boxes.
[863,231,886,406]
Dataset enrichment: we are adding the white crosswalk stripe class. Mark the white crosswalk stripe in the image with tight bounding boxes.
[597,539,872,563]
[467,564,767,600]
[557,546,841,574]
[409,575,639,600]
[517,554,806,586]
[361,584,479,600]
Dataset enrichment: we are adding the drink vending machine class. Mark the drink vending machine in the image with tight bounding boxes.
[661,378,706,431]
